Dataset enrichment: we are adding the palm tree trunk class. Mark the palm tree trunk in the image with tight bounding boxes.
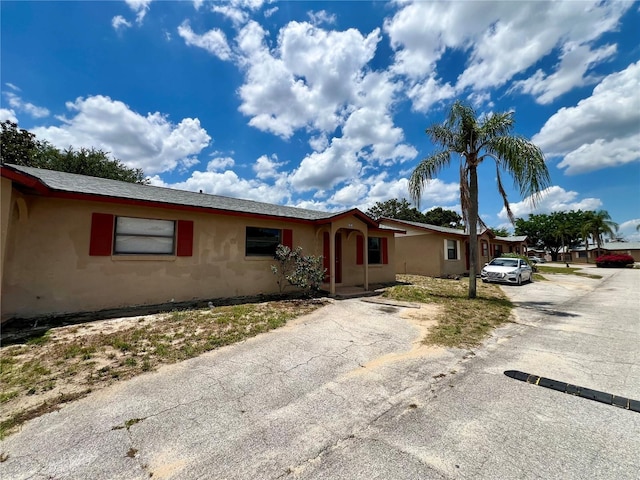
[468,165,478,299]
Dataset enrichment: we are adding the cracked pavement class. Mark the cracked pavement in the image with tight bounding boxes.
[1,267,639,479]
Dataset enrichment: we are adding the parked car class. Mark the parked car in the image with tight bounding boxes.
[481,257,533,285]
[529,256,546,264]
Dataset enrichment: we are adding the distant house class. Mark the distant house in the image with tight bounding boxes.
[570,242,640,263]
[1,164,398,321]
[378,218,527,277]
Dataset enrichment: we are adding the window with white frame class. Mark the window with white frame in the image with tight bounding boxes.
[246,227,282,256]
[114,217,175,255]
[482,242,488,257]
[446,239,458,260]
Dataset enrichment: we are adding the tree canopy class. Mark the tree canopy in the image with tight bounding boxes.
[0,120,147,184]
[514,210,600,260]
[410,100,550,298]
[366,199,462,228]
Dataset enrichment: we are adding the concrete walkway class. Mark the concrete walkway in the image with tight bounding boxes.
[1,267,639,479]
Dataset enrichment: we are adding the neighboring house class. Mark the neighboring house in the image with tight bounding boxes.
[378,218,527,277]
[570,242,640,263]
[0,164,398,320]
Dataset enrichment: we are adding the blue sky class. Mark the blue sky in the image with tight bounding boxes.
[2,1,639,239]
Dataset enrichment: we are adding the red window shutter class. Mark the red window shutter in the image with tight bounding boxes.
[323,231,330,282]
[176,220,194,257]
[89,213,114,256]
[381,237,389,264]
[356,235,364,265]
[283,229,293,249]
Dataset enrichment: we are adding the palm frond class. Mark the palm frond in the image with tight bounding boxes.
[495,166,515,224]
[409,150,451,207]
[486,135,550,203]
[479,111,514,146]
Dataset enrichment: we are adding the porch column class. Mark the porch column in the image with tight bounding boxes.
[329,225,336,296]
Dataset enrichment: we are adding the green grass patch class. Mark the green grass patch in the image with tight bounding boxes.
[0,298,326,439]
[384,275,513,348]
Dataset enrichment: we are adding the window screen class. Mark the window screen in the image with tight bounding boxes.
[114,217,175,254]
[246,227,282,256]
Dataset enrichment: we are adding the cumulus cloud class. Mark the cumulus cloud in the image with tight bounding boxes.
[0,108,18,123]
[533,61,640,174]
[384,1,631,108]
[617,219,640,242]
[498,186,603,221]
[178,21,232,60]
[253,154,283,179]
[512,43,617,105]
[112,15,132,31]
[149,169,290,205]
[2,92,49,118]
[31,95,211,175]
[206,157,235,171]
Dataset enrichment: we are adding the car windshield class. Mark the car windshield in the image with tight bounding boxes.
[489,259,518,267]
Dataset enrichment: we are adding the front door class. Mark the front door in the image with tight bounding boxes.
[323,231,342,283]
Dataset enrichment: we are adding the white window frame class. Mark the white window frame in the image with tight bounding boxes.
[114,216,175,255]
[444,239,460,260]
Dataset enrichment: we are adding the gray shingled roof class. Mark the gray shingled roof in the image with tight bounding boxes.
[381,217,527,242]
[495,235,527,242]
[6,164,345,221]
[380,217,468,235]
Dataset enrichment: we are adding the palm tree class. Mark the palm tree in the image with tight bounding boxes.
[581,210,618,259]
[409,101,550,298]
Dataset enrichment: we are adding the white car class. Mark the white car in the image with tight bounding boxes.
[481,257,533,285]
[529,256,546,264]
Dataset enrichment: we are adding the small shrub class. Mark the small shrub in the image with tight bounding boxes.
[271,245,326,294]
[595,253,634,268]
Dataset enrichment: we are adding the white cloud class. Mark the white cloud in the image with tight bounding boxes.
[384,1,631,109]
[307,10,337,26]
[125,0,152,25]
[328,183,368,206]
[3,92,50,118]
[498,186,603,221]
[264,6,278,18]
[237,20,381,138]
[512,43,617,105]
[617,219,640,242]
[0,108,18,123]
[533,61,640,174]
[212,4,249,25]
[192,0,204,10]
[32,95,211,175]
[178,21,232,61]
[253,154,283,179]
[149,169,290,205]
[406,76,455,113]
[112,15,132,31]
[5,83,21,92]
[207,157,235,171]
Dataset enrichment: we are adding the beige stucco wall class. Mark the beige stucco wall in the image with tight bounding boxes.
[394,233,466,277]
[1,192,396,319]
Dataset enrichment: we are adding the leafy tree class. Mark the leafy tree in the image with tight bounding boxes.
[515,211,589,260]
[581,210,618,259]
[422,207,463,228]
[0,120,147,184]
[366,198,428,223]
[489,227,510,237]
[410,101,550,298]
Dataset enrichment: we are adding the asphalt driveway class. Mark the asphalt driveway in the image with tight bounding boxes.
[2,267,639,479]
